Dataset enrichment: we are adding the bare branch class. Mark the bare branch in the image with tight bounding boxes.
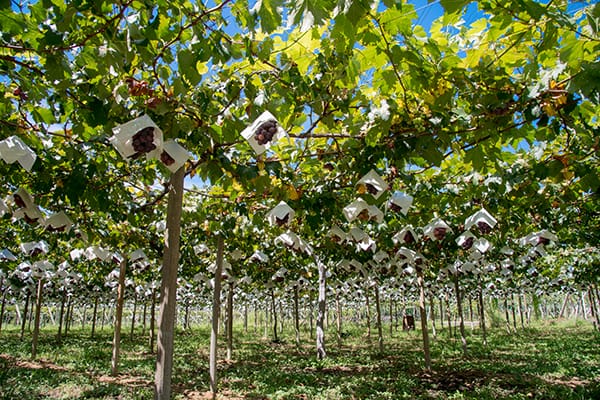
[0,55,43,75]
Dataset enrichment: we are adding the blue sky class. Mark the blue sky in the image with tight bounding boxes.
[409,0,445,29]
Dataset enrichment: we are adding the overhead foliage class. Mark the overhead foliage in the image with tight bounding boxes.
[0,0,598,287]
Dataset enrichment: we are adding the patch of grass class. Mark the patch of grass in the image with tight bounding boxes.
[0,321,599,399]
[0,326,154,399]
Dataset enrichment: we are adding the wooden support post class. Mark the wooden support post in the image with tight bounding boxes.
[417,268,431,370]
[31,278,44,359]
[209,236,224,398]
[454,275,467,356]
[154,166,185,400]
[111,258,127,376]
[374,284,383,353]
[314,254,327,360]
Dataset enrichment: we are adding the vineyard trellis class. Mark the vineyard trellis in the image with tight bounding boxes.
[1,0,600,399]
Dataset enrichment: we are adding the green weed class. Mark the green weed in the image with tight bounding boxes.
[0,321,598,399]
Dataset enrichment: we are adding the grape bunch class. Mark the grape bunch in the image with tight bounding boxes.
[160,151,175,166]
[538,236,550,246]
[461,236,474,250]
[477,221,493,235]
[23,213,38,224]
[20,264,32,273]
[130,127,157,158]
[13,194,26,209]
[254,120,278,145]
[331,234,343,243]
[433,227,447,240]
[389,202,403,213]
[14,87,28,101]
[358,209,371,221]
[30,248,43,257]
[365,183,379,195]
[275,214,289,226]
[403,231,415,244]
[47,224,66,233]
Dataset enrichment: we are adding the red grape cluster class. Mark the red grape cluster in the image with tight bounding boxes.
[461,236,474,250]
[13,194,26,209]
[365,183,378,195]
[538,236,550,245]
[130,127,156,158]
[403,231,415,244]
[14,87,28,101]
[160,151,175,166]
[275,214,289,226]
[255,120,278,145]
[47,224,67,233]
[477,221,493,234]
[433,227,447,240]
[358,209,371,221]
[23,213,38,224]
[389,202,403,213]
